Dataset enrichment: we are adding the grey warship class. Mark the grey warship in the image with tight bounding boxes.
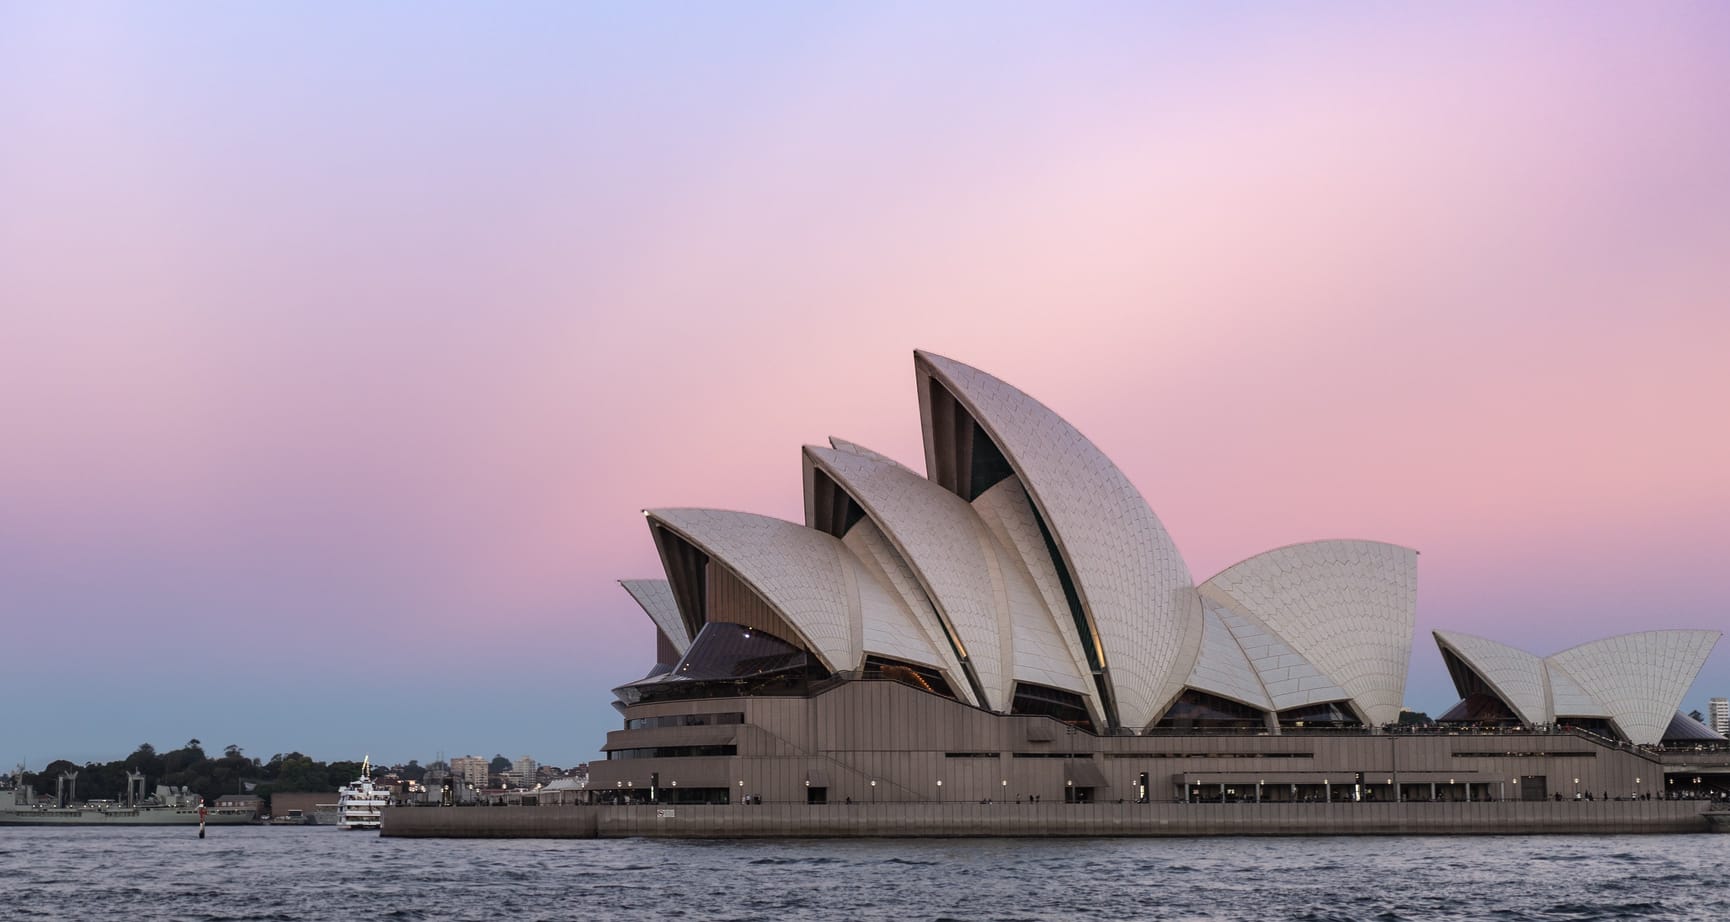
[1,767,255,826]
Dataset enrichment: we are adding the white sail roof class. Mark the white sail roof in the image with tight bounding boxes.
[916,350,1204,730]
[620,579,689,655]
[1206,599,1349,712]
[1546,630,1720,746]
[806,445,1013,709]
[1432,630,1548,726]
[838,516,977,705]
[1200,541,1417,727]
[1433,629,1721,745]
[1185,602,1274,711]
[970,478,1100,709]
[1543,661,1609,719]
[645,508,863,672]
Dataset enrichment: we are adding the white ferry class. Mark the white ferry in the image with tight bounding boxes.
[336,755,390,831]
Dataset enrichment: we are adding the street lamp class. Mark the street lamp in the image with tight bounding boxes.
[936,779,943,803]
[870,779,877,804]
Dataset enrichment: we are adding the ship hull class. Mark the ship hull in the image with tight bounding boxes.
[0,808,255,826]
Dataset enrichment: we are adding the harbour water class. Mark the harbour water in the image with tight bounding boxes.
[2,826,1725,921]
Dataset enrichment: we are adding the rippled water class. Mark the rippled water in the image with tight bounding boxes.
[2,826,1726,921]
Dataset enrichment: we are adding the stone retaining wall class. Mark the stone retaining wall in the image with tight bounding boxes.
[381,800,1711,839]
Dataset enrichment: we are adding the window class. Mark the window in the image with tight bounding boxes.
[863,656,955,699]
[606,745,738,760]
[1011,683,1095,733]
[626,712,745,730]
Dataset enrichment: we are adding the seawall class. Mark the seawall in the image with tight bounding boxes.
[380,801,1714,839]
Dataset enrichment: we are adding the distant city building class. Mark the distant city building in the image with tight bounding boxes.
[215,793,262,817]
[510,756,538,788]
[449,756,488,789]
[1711,698,1729,736]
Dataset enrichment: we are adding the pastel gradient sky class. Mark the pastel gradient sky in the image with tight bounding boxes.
[3,3,1727,770]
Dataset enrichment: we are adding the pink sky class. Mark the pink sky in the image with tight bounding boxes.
[1,4,1726,767]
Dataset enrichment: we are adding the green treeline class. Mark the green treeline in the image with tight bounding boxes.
[20,740,367,809]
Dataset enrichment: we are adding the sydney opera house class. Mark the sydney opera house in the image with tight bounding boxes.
[590,351,1723,808]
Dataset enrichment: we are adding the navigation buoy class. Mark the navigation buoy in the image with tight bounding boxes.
[198,803,207,839]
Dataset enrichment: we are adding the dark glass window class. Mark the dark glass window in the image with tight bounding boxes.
[1152,689,1266,730]
[1278,702,1362,728]
[672,623,809,680]
[607,745,738,760]
[1438,693,1520,724]
[625,712,745,730]
[1011,683,1096,733]
[863,656,955,699]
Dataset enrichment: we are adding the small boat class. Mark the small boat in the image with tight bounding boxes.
[336,755,389,831]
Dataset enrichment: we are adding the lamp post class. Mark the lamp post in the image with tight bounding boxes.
[737,779,744,805]
[870,779,877,804]
[1001,779,1007,803]
[1635,777,1641,800]
[1573,777,1580,800]
[936,779,943,804]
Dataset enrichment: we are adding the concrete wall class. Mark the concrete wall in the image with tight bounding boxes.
[381,800,1712,839]
[590,680,1673,807]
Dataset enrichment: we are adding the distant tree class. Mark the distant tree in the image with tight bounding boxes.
[326,760,364,787]
[1397,710,1434,726]
[224,744,243,759]
[489,755,512,774]
[397,760,427,782]
[124,744,165,779]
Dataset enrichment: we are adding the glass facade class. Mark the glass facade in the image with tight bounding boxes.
[1152,689,1265,730]
[1010,682,1096,733]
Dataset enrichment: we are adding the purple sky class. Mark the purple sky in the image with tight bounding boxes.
[2,3,1726,771]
